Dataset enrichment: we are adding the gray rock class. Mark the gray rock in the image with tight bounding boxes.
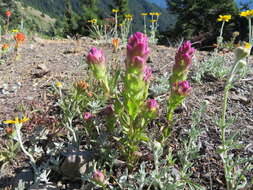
[60,151,93,180]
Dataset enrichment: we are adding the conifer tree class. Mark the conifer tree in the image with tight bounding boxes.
[113,0,129,22]
[167,0,238,44]
[78,0,100,36]
[63,0,79,36]
[0,0,21,30]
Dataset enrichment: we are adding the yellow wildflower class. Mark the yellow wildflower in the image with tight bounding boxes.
[240,9,253,18]
[125,14,133,20]
[12,29,19,33]
[217,15,232,22]
[112,9,119,13]
[149,12,155,16]
[56,81,63,88]
[141,13,148,16]
[244,42,251,49]
[154,12,161,16]
[118,23,124,27]
[88,19,97,24]
[4,116,29,125]
[149,19,158,23]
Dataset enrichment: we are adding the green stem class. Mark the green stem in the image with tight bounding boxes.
[16,123,40,184]
[115,13,118,38]
[16,124,36,164]
[248,18,252,44]
[65,117,78,148]
[143,16,146,35]
[220,21,225,38]
[220,60,241,190]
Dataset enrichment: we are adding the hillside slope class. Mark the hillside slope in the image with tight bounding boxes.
[19,0,176,32]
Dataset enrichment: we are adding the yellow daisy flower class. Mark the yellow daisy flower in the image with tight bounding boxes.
[112,9,119,13]
[217,15,232,22]
[141,13,148,16]
[4,116,29,125]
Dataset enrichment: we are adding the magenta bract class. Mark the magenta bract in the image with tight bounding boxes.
[146,99,159,112]
[126,32,150,66]
[173,80,192,96]
[92,170,105,184]
[83,112,92,120]
[87,47,105,65]
[175,41,195,70]
[143,66,152,81]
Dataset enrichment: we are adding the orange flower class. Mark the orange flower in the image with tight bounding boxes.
[2,44,9,51]
[5,127,14,135]
[87,91,93,97]
[74,80,89,91]
[14,32,25,44]
[5,10,11,17]
[112,38,120,52]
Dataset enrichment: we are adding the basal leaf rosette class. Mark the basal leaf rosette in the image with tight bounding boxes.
[123,32,151,119]
[87,47,110,94]
[170,41,195,85]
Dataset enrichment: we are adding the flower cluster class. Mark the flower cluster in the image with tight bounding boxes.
[4,116,29,125]
[167,42,195,127]
[88,19,97,24]
[5,10,11,17]
[240,9,253,18]
[141,13,148,16]
[149,12,161,16]
[126,32,150,70]
[86,47,110,94]
[112,9,119,13]
[14,32,25,44]
[146,99,159,112]
[2,44,9,51]
[217,14,232,22]
[170,41,195,85]
[149,20,158,23]
[124,14,133,20]
[172,80,192,96]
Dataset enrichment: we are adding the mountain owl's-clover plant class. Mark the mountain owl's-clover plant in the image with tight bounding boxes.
[166,41,195,137]
[123,32,151,119]
[87,47,110,95]
[118,32,157,164]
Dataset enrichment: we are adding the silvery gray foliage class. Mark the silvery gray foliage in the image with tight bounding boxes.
[149,72,170,98]
[192,52,230,83]
[15,180,26,190]
[106,105,206,189]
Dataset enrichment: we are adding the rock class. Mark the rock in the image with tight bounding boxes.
[230,94,249,104]
[30,183,60,190]
[60,151,93,180]
[37,64,49,73]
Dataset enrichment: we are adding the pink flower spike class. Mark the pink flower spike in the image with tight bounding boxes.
[83,112,92,120]
[173,80,192,96]
[175,41,195,70]
[87,47,105,65]
[92,170,105,184]
[127,32,150,63]
[144,66,152,81]
[146,99,159,112]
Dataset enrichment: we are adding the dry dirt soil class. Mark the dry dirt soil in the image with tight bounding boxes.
[0,37,252,189]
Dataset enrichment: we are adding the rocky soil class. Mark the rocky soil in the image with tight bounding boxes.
[0,37,252,189]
